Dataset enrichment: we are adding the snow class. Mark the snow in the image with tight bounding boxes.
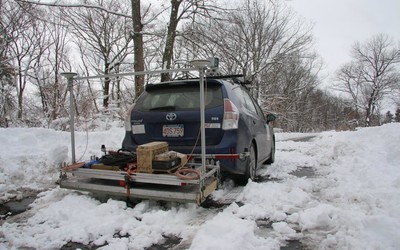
[1,123,400,249]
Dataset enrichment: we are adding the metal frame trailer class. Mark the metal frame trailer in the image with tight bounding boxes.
[59,161,220,204]
[58,60,231,204]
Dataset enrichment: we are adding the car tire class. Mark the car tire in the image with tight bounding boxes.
[235,143,257,185]
[265,137,275,164]
[246,143,257,181]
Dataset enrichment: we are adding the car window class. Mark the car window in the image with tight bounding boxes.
[233,87,258,114]
[242,91,258,114]
[252,97,266,121]
[135,85,223,111]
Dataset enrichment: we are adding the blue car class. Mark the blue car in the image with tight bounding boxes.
[122,76,276,182]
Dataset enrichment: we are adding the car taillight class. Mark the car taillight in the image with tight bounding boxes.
[222,99,239,130]
[124,105,134,131]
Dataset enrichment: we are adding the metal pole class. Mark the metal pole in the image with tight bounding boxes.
[60,72,78,163]
[199,68,206,174]
[190,59,210,174]
[69,77,76,163]
[74,67,197,81]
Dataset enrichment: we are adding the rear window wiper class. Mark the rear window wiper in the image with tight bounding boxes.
[149,105,176,111]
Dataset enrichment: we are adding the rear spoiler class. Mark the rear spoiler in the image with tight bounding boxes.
[188,74,251,84]
[145,78,223,91]
[145,75,251,91]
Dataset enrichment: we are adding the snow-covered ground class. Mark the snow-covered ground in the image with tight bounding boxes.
[0,124,399,249]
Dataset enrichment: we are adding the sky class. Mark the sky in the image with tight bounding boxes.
[1,124,400,249]
[287,0,400,78]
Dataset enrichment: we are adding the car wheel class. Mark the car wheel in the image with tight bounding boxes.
[245,143,257,181]
[265,137,275,164]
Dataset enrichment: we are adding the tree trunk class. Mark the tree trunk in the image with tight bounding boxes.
[16,69,24,119]
[131,0,145,98]
[87,80,99,113]
[365,88,377,127]
[102,61,110,108]
[17,94,23,119]
[161,0,181,82]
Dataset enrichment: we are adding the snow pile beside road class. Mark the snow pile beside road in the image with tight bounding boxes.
[0,128,69,198]
[0,124,399,249]
[305,124,400,249]
[0,127,125,201]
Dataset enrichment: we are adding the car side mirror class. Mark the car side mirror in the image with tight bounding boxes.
[266,114,276,123]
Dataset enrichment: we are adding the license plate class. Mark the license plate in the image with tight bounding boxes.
[162,124,184,137]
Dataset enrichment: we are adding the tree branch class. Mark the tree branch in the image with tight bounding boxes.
[15,0,132,19]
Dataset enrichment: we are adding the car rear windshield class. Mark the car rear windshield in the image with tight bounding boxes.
[135,83,224,111]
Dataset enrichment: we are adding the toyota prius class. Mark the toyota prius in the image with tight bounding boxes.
[122,76,276,182]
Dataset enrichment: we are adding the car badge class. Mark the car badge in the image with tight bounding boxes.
[166,113,177,121]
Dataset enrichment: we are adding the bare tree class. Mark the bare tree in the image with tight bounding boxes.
[15,0,146,99]
[335,34,400,126]
[159,0,220,82]
[7,1,51,119]
[0,1,18,126]
[30,9,72,123]
[160,0,181,82]
[61,0,134,108]
[261,51,321,131]
[187,0,315,98]
[131,0,144,97]
[185,0,321,131]
[76,43,100,114]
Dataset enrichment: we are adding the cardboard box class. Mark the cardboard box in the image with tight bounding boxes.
[136,141,168,173]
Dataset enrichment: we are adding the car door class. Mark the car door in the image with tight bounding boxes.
[239,88,270,162]
[250,96,272,162]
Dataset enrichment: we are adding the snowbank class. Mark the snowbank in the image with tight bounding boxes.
[0,127,125,201]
